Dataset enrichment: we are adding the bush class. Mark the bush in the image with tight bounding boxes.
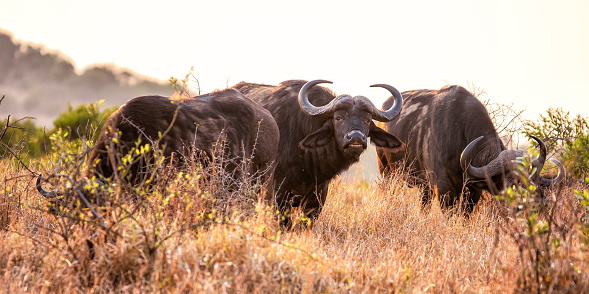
[1,99,118,159]
[495,159,588,292]
[0,116,46,158]
[52,100,117,142]
[562,135,589,180]
[525,107,588,152]
[526,107,589,180]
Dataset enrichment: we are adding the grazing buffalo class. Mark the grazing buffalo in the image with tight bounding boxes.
[233,79,404,220]
[376,85,564,211]
[37,88,279,200]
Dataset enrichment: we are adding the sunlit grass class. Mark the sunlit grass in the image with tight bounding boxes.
[1,149,588,292]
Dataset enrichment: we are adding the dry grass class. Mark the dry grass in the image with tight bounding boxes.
[1,146,589,293]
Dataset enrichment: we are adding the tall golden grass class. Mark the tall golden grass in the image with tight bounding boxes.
[1,138,588,293]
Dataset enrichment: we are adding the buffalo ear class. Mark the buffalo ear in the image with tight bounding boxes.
[369,124,404,151]
[299,124,333,150]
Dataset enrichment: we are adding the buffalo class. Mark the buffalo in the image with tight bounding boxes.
[233,79,404,221]
[37,88,279,200]
[376,85,564,211]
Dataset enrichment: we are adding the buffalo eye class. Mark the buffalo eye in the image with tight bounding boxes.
[334,116,343,121]
[364,119,371,124]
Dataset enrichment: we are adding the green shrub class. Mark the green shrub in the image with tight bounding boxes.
[576,177,589,246]
[0,117,46,158]
[52,100,117,142]
[564,135,589,179]
[525,107,588,152]
[525,107,589,180]
[1,100,118,159]
[495,158,586,292]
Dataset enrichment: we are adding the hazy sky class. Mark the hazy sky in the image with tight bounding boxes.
[1,0,588,120]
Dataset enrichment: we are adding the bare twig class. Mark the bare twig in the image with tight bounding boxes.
[0,115,9,141]
[1,109,41,177]
[75,188,106,229]
[41,172,107,229]
[0,141,39,177]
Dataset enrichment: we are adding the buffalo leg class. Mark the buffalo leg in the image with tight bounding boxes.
[434,179,460,209]
[377,148,391,176]
[301,181,329,221]
[465,188,482,213]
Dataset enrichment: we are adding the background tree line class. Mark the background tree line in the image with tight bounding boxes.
[0,29,172,127]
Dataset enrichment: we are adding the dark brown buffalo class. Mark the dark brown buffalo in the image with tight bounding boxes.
[233,79,404,220]
[38,88,279,199]
[376,85,564,211]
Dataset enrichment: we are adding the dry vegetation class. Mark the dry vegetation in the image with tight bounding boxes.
[1,87,589,293]
[1,133,588,293]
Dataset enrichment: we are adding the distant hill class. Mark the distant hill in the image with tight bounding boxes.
[0,30,173,127]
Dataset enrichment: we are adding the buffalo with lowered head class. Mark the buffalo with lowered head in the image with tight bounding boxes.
[37,88,280,200]
[233,79,404,220]
[376,85,564,211]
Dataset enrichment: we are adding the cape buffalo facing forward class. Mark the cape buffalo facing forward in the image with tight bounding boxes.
[233,79,404,220]
[38,88,279,200]
[376,85,564,211]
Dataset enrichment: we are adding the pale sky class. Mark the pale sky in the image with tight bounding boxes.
[1,0,588,120]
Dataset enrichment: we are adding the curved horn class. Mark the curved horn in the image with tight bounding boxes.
[460,136,523,179]
[460,136,484,172]
[36,175,54,198]
[298,80,335,116]
[370,84,404,122]
[528,135,547,180]
[537,158,566,186]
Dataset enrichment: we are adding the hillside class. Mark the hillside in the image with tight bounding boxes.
[0,30,173,127]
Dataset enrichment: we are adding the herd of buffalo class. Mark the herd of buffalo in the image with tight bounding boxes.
[37,79,565,220]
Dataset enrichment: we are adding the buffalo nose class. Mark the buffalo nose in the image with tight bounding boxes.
[346,130,366,144]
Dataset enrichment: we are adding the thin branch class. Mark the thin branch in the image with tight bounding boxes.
[0,115,9,141]
[3,227,61,251]
[39,172,108,230]
[75,188,107,229]
[0,140,39,177]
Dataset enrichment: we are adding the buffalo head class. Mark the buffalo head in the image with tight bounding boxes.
[297,80,404,158]
[461,134,565,190]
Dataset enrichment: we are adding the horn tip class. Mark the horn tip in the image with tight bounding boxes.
[528,134,540,140]
[370,83,392,88]
[309,79,332,85]
[528,134,543,143]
